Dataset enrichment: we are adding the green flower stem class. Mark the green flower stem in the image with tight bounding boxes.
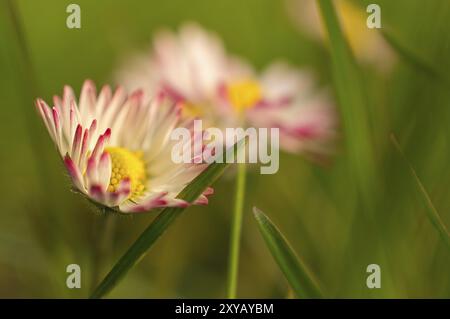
[226,161,247,298]
[90,213,116,293]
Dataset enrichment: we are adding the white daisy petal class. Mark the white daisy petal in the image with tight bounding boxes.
[36,81,213,213]
[115,24,336,157]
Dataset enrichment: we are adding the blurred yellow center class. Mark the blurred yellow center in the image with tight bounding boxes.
[337,0,370,54]
[227,80,262,112]
[182,102,205,117]
[105,147,146,199]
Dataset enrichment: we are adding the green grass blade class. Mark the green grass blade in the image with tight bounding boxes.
[317,0,376,202]
[226,161,247,298]
[253,207,323,298]
[90,140,244,298]
[381,29,443,81]
[391,135,450,249]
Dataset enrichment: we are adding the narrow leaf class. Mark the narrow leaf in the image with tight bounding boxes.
[253,207,323,298]
[381,29,443,81]
[90,140,244,298]
[317,0,377,203]
[391,134,450,249]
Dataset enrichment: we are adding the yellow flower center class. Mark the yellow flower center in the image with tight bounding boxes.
[227,80,262,112]
[105,147,146,199]
[182,102,205,117]
[337,0,371,55]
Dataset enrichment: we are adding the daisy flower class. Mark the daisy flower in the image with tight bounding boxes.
[35,80,213,213]
[117,23,336,156]
[285,0,395,72]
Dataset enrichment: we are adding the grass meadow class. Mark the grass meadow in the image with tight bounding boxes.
[0,0,449,298]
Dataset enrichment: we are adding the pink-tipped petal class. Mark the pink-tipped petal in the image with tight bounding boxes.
[98,151,112,192]
[86,156,98,186]
[103,128,111,141]
[79,128,89,166]
[64,156,85,192]
[88,119,98,147]
[71,124,83,163]
[35,99,53,137]
[125,194,189,213]
[203,187,214,196]
[194,195,209,205]
[63,85,75,107]
[40,100,57,142]
[89,184,105,204]
[90,133,106,162]
[117,177,131,194]
[97,85,112,112]
[52,107,63,150]
[53,95,62,110]
[130,89,144,103]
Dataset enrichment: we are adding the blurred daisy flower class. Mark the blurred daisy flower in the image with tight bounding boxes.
[285,0,395,71]
[36,80,213,213]
[117,23,336,156]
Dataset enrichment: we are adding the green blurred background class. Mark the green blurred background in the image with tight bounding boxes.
[0,0,449,298]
